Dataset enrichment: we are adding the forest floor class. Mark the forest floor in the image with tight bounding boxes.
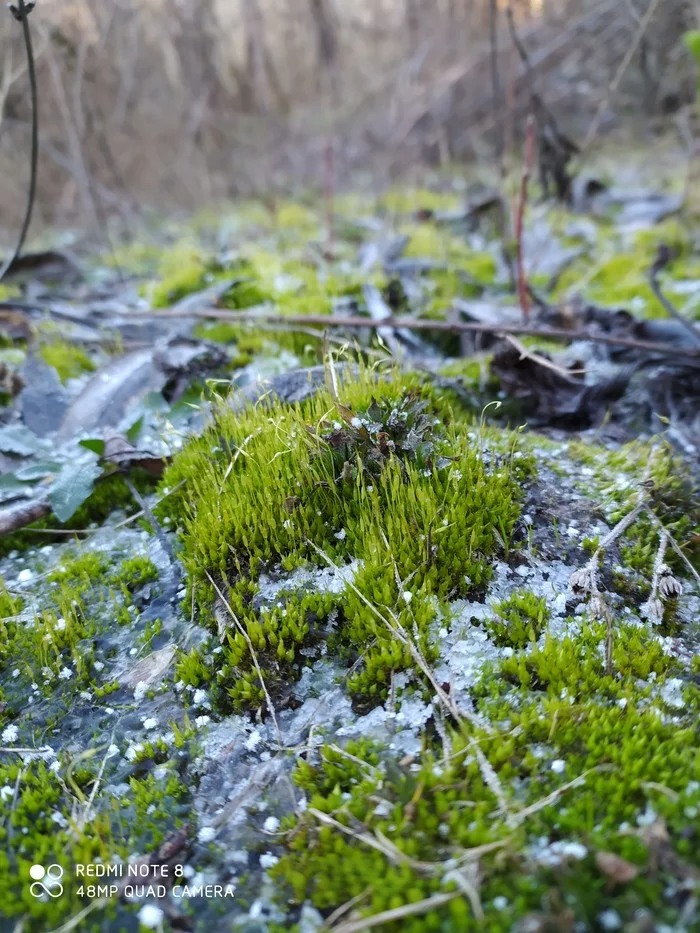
[0,143,699,933]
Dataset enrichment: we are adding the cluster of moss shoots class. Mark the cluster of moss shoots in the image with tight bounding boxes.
[0,547,200,931]
[155,362,698,930]
[162,365,524,710]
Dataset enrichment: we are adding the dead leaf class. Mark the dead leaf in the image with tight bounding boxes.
[595,850,639,885]
[0,308,32,341]
[102,434,167,477]
[120,644,176,689]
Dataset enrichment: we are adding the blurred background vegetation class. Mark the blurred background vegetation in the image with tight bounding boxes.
[0,0,697,237]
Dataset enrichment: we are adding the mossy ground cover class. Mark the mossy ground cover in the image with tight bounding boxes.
[1,169,700,933]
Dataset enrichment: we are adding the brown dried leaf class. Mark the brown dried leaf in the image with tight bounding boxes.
[595,850,639,884]
[102,434,167,477]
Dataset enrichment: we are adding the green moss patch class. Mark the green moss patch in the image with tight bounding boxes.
[160,364,527,711]
[39,340,95,383]
[272,621,700,931]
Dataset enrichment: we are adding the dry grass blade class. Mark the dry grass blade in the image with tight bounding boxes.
[325,891,461,933]
[205,568,283,748]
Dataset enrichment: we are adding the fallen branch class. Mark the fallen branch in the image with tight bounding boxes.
[0,497,50,536]
[143,306,700,360]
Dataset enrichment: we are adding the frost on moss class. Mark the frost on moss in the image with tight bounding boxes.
[160,364,527,711]
[271,622,700,932]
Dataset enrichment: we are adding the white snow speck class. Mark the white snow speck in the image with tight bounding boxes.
[2,724,19,743]
[598,909,622,931]
[245,730,262,751]
[18,568,33,583]
[263,816,280,833]
[142,718,158,730]
[259,852,279,869]
[198,826,217,843]
[551,759,566,774]
[193,689,209,706]
[659,677,685,709]
[138,904,164,929]
[133,681,149,702]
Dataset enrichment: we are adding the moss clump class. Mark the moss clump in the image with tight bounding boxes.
[0,746,196,932]
[486,589,549,648]
[160,364,525,710]
[39,340,95,383]
[552,218,692,316]
[48,551,110,593]
[113,554,159,589]
[272,621,700,932]
[568,438,700,583]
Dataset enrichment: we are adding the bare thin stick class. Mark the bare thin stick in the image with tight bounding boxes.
[205,568,283,747]
[514,115,536,322]
[648,246,700,347]
[488,0,504,172]
[580,0,662,154]
[142,306,700,360]
[123,476,175,564]
[0,0,38,282]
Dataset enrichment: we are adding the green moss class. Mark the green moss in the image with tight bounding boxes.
[150,259,208,307]
[113,554,159,589]
[552,218,692,316]
[48,551,110,592]
[39,340,95,383]
[0,746,196,931]
[402,223,497,284]
[160,364,525,710]
[486,589,549,648]
[272,621,700,931]
[276,202,319,230]
[379,188,461,215]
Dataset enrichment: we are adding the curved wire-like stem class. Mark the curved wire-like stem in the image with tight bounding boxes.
[0,0,38,282]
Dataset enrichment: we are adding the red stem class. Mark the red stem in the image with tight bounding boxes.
[515,114,536,322]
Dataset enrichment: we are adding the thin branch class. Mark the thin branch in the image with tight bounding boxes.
[142,306,700,360]
[580,0,662,155]
[326,892,460,933]
[648,246,700,347]
[489,0,504,172]
[0,0,38,282]
[514,114,536,321]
